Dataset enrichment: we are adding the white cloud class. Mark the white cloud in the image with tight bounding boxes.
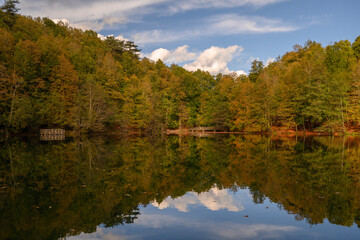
[152,186,245,212]
[149,48,171,61]
[115,35,129,41]
[149,45,197,63]
[265,57,276,66]
[103,16,127,26]
[97,33,107,40]
[72,21,106,32]
[183,45,243,75]
[248,56,275,67]
[97,34,129,42]
[168,0,288,13]
[21,0,293,32]
[236,70,248,76]
[148,45,247,75]
[22,0,288,22]
[171,45,198,63]
[21,0,167,31]
[52,18,70,25]
[22,0,166,22]
[133,29,191,44]
[133,14,297,44]
[208,14,298,34]
[250,57,261,62]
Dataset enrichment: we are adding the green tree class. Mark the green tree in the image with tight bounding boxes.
[248,60,264,82]
[1,0,20,26]
[325,40,355,132]
[0,27,15,64]
[45,54,79,128]
[352,36,360,61]
[1,0,19,15]
[1,0,19,28]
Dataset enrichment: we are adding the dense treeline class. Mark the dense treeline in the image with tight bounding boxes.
[1,3,360,134]
[0,5,224,134]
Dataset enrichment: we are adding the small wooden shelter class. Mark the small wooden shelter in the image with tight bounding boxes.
[40,129,65,140]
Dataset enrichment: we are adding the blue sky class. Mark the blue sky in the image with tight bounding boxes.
[18,0,360,75]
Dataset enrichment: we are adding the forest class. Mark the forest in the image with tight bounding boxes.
[1,2,360,135]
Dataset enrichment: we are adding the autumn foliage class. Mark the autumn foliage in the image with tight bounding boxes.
[1,7,360,135]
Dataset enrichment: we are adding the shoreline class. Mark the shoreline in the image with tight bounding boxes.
[162,129,351,136]
[2,128,360,140]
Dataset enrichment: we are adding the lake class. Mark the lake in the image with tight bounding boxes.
[1,134,360,239]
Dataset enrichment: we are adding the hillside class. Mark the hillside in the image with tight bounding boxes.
[1,4,360,135]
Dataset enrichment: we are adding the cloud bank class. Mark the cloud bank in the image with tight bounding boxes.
[133,13,297,44]
[20,0,292,32]
[167,0,288,13]
[208,14,298,34]
[149,45,197,63]
[184,45,243,75]
[148,45,245,75]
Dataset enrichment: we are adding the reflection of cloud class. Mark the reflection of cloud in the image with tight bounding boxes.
[135,214,300,239]
[69,213,301,240]
[211,223,298,239]
[152,186,245,212]
[134,214,185,228]
[69,227,128,240]
[153,195,198,212]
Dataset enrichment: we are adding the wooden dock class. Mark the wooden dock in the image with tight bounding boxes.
[40,129,65,140]
[188,127,227,132]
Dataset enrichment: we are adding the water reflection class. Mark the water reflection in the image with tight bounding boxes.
[1,135,360,239]
[152,186,245,212]
[132,213,302,240]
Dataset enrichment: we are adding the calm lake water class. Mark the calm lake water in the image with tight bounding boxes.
[1,134,360,239]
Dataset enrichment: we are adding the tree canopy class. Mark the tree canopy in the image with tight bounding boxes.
[0,8,360,135]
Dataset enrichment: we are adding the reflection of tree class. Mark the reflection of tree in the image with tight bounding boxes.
[1,135,360,239]
[228,135,360,227]
[0,139,142,240]
[249,182,266,204]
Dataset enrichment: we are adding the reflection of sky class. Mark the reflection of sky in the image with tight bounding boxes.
[69,220,300,240]
[68,227,128,240]
[67,187,360,240]
[134,215,300,239]
[151,186,244,212]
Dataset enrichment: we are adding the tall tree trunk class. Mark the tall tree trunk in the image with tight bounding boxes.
[8,146,16,188]
[89,85,93,128]
[8,73,18,127]
[340,97,346,133]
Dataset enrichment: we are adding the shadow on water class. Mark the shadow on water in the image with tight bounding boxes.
[1,135,360,239]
